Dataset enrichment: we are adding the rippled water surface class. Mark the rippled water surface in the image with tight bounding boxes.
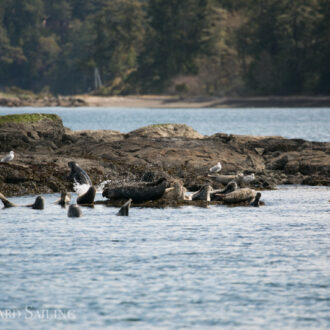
[0,186,329,329]
[0,107,329,141]
[0,106,329,328]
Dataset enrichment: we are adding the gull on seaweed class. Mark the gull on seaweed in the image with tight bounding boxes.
[1,151,14,163]
[243,173,255,183]
[209,161,222,173]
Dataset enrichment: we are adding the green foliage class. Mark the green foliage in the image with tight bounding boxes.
[138,0,211,92]
[237,0,326,95]
[91,0,145,83]
[0,0,329,96]
[0,113,61,125]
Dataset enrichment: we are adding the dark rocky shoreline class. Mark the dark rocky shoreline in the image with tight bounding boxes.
[0,114,329,198]
[1,94,330,108]
[0,95,87,107]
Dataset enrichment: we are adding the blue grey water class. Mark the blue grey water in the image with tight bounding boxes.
[0,187,329,329]
[0,107,329,141]
[0,107,329,328]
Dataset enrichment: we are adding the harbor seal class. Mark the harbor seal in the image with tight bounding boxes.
[67,161,92,185]
[29,196,45,210]
[163,181,188,201]
[251,192,261,207]
[216,181,237,194]
[191,185,212,202]
[102,178,167,203]
[68,204,82,217]
[0,192,16,207]
[116,199,132,216]
[55,191,71,206]
[0,193,44,209]
[77,186,96,205]
[215,188,257,204]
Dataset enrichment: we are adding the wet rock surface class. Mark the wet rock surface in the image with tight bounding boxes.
[0,115,329,197]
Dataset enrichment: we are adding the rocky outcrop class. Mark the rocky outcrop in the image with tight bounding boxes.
[126,124,204,139]
[0,115,329,197]
[0,114,65,152]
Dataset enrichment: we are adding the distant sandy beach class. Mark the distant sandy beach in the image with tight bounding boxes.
[79,95,330,108]
[1,93,330,108]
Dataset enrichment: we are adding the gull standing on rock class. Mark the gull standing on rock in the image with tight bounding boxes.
[1,151,14,163]
[243,173,255,183]
[209,161,222,173]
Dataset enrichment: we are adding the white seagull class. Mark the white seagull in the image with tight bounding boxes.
[243,173,255,183]
[209,161,222,173]
[1,151,14,163]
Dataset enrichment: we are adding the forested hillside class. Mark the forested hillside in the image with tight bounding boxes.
[0,0,329,96]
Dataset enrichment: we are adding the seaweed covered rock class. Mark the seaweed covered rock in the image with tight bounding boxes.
[0,113,65,152]
[0,113,329,197]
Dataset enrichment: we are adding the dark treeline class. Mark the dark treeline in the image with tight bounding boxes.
[0,0,329,96]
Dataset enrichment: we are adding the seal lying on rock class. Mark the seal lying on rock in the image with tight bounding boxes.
[163,181,188,201]
[210,181,238,197]
[67,161,92,185]
[117,199,132,216]
[210,180,262,206]
[214,188,257,204]
[0,193,44,209]
[102,178,167,203]
[68,204,82,217]
[191,185,213,202]
[77,186,96,205]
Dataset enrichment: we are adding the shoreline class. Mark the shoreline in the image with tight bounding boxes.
[1,93,330,108]
[0,114,329,198]
[80,95,330,108]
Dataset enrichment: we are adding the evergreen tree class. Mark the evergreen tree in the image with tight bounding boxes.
[91,0,145,85]
[138,0,210,92]
[0,0,328,95]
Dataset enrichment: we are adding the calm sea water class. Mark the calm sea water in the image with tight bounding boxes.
[0,187,329,329]
[0,107,329,328]
[0,107,329,141]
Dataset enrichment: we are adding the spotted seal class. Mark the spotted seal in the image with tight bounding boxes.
[116,199,132,216]
[68,204,82,217]
[55,191,71,206]
[102,178,167,203]
[0,193,44,209]
[191,185,212,202]
[77,186,96,205]
[67,161,92,185]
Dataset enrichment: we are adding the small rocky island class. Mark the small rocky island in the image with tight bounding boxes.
[0,113,329,201]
